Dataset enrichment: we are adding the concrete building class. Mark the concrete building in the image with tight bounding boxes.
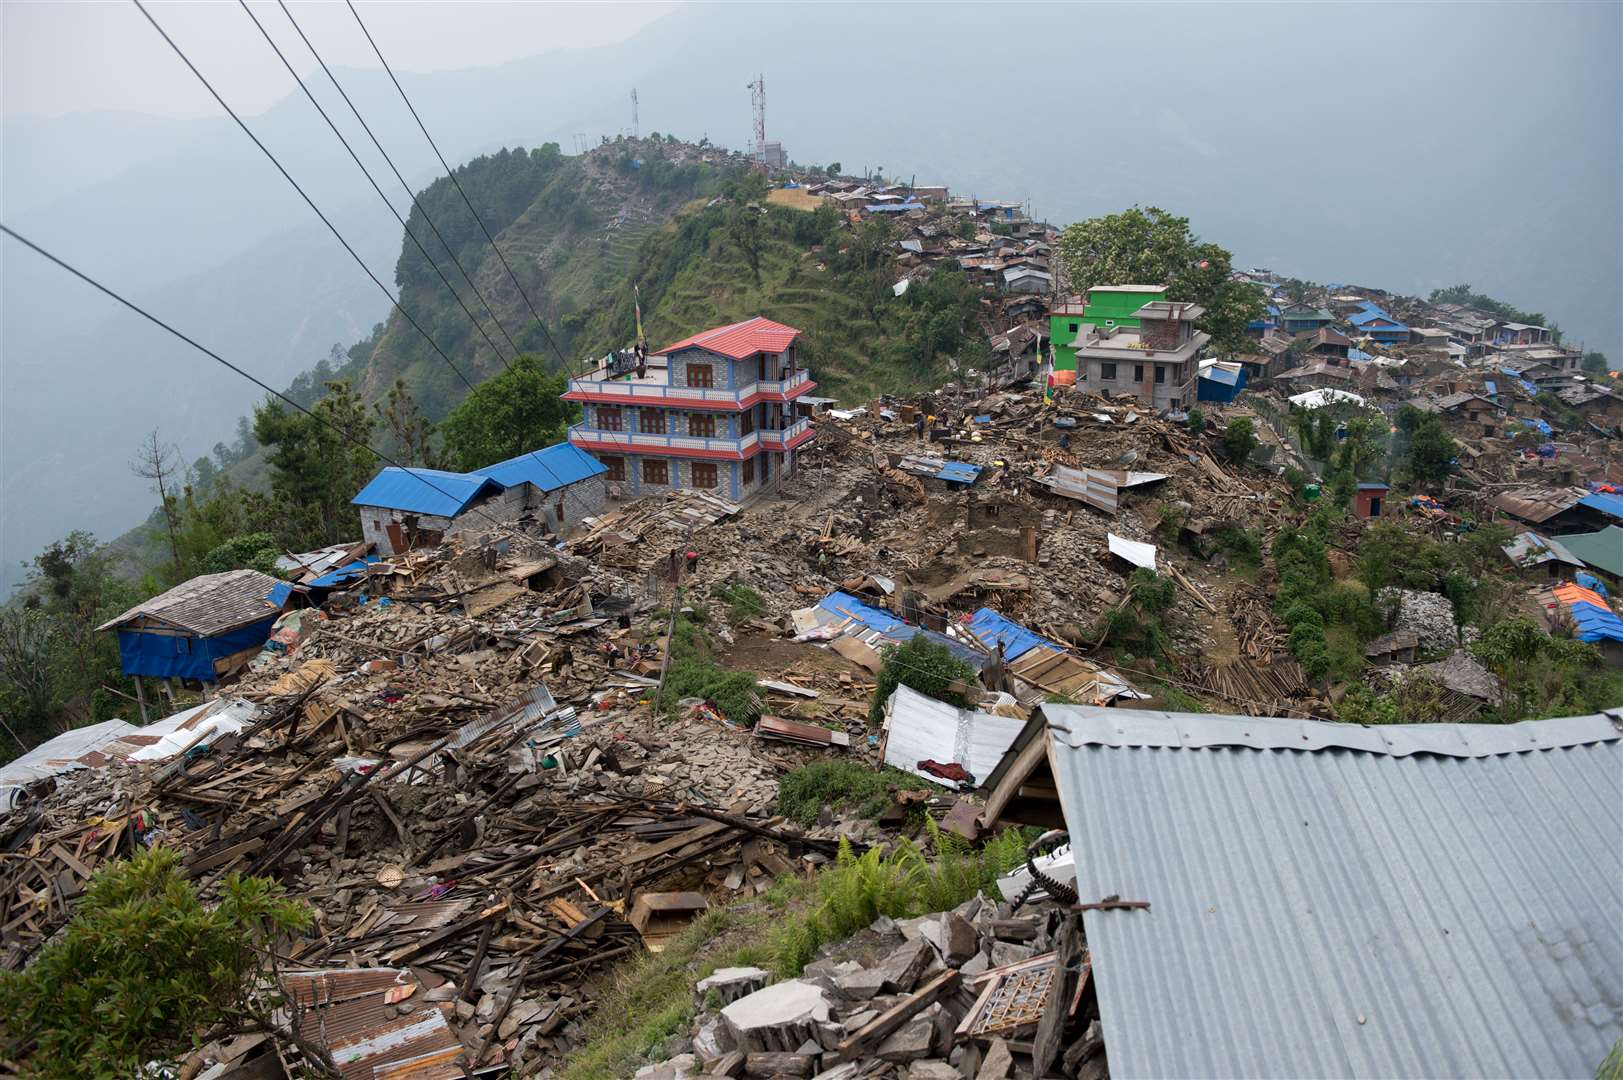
[1049,285,1166,377]
[563,316,816,501]
[1073,299,1210,411]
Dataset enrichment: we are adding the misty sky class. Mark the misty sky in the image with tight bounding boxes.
[3,1,675,118]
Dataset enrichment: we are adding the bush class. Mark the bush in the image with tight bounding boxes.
[1223,418,1258,466]
[201,532,281,575]
[1186,407,1207,435]
[661,616,760,722]
[777,762,930,826]
[1213,525,1262,570]
[769,822,1029,977]
[712,582,765,622]
[869,635,977,725]
[0,848,310,1076]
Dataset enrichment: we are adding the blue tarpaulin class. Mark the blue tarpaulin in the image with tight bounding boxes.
[1519,379,1537,394]
[116,616,280,680]
[265,581,293,608]
[1484,380,1498,396]
[1566,600,1623,644]
[816,592,988,670]
[960,608,1060,661]
[935,461,983,485]
[1522,418,1554,437]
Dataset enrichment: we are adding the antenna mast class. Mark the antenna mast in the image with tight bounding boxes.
[748,74,766,169]
[630,88,639,139]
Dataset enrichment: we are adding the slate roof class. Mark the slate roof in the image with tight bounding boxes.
[98,569,286,636]
[472,443,607,493]
[657,316,802,359]
[1039,705,1623,1080]
[351,467,503,519]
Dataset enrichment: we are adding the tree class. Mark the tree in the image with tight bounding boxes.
[1055,206,1265,353]
[254,380,377,548]
[826,162,842,177]
[1583,351,1611,375]
[1186,407,1207,435]
[373,378,439,467]
[868,635,977,725]
[0,848,311,1076]
[1223,417,1257,466]
[132,429,184,576]
[1400,406,1456,484]
[439,354,576,471]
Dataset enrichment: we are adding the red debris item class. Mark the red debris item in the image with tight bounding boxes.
[917,760,973,784]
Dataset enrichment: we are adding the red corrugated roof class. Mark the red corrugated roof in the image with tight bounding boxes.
[657,316,802,360]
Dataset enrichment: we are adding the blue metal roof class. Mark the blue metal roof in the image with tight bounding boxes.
[1201,367,1241,386]
[1348,307,1407,330]
[961,608,1060,661]
[1483,379,1498,395]
[1579,491,1623,520]
[307,556,382,589]
[473,442,607,493]
[863,202,926,213]
[1348,347,1376,362]
[352,467,503,518]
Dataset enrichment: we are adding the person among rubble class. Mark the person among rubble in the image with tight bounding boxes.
[914,412,926,440]
[686,549,699,574]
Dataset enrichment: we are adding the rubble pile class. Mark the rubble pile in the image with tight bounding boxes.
[637,897,1102,1080]
[1377,588,1462,653]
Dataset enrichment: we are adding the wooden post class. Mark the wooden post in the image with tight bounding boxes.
[1021,525,1039,563]
[134,677,149,724]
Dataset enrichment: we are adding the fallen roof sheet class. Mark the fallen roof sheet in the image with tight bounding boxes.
[1041,705,1623,1080]
[958,608,1061,662]
[881,684,1025,788]
[0,719,140,799]
[97,569,286,636]
[1502,531,1583,569]
[1107,534,1156,571]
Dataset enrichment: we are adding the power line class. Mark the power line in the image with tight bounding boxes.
[131,0,476,393]
[274,0,524,362]
[345,0,571,371]
[0,223,513,533]
[236,0,514,371]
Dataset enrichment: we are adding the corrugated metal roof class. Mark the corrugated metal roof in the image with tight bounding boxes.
[472,442,607,492]
[352,467,503,518]
[1502,531,1583,569]
[0,719,140,797]
[1040,705,1623,1080]
[959,608,1060,661]
[1579,491,1623,520]
[657,316,802,359]
[881,684,1025,788]
[1556,525,1623,577]
[1492,487,1585,524]
[97,569,285,635]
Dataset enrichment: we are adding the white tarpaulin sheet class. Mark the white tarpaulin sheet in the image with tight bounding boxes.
[881,684,1026,788]
[1288,387,1365,409]
[1108,533,1158,571]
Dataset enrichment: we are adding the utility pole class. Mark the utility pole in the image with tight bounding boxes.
[630,88,639,140]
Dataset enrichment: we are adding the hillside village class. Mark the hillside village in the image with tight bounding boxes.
[2,142,1622,1080]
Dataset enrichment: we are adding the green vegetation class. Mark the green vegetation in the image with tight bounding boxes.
[1357,520,1510,630]
[0,848,310,1077]
[1470,617,1623,721]
[1054,205,1265,353]
[711,581,766,622]
[1395,404,1456,485]
[1185,406,1207,435]
[253,379,377,548]
[1583,351,1611,376]
[1273,506,1380,681]
[777,761,932,825]
[1336,675,1456,725]
[868,634,978,725]
[438,354,577,470]
[1223,417,1258,466]
[1428,283,1560,343]
[1213,525,1263,574]
[660,614,760,723]
[768,823,1029,977]
[1098,567,1176,661]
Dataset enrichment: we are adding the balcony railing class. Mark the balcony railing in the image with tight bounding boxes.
[566,368,812,403]
[757,418,812,447]
[568,424,761,456]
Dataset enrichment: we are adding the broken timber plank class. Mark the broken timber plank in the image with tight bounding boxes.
[835,968,959,1056]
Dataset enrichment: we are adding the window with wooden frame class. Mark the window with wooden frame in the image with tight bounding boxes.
[601,456,627,482]
[686,362,714,388]
[688,412,717,438]
[1100,362,1117,381]
[643,459,668,485]
[598,406,624,431]
[739,407,755,436]
[742,456,754,485]
[638,409,665,435]
[691,462,718,489]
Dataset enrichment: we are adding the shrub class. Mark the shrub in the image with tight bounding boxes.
[1186,407,1207,435]
[712,582,765,622]
[768,822,1028,977]
[0,848,310,1076]
[1223,417,1258,466]
[869,635,977,725]
[661,615,759,722]
[777,762,930,826]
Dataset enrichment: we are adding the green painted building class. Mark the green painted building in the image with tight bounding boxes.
[1049,285,1167,372]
